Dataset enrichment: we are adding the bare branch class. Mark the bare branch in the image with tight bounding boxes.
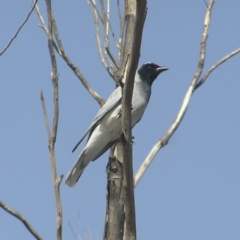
[101,0,121,65]
[117,0,123,30]
[134,0,215,187]
[68,222,78,240]
[33,1,48,33]
[0,1,38,56]
[105,47,119,68]
[117,0,125,64]
[203,0,208,7]
[88,0,104,23]
[51,12,106,107]
[104,16,119,51]
[100,0,109,49]
[34,1,105,107]
[0,200,42,240]
[33,1,62,56]
[99,0,105,21]
[88,0,119,72]
[106,0,110,43]
[88,0,115,80]
[40,90,51,140]
[44,1,63,239]
[195,47,240,89]
[102,0,119,50]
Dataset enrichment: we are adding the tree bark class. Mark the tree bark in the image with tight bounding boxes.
[104,1,147,239]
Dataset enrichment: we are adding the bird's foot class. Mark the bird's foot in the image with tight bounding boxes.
[131,136,135,145]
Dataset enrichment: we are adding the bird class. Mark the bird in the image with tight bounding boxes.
[65,62,168,187]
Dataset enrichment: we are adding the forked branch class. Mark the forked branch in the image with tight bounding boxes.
[134,0,240,187]
[195,47,240,89]
[34,0,105,107]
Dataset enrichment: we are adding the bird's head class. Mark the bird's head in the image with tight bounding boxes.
[138,62,168,85]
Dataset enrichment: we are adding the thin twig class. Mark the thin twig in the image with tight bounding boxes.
[102,0,111,68]
[203,0,208,7]
[40,90,51,140]
[0,1,38,55]
[195,47,240,89]
[68,222,78,240]
[100,0,108,49]
[88,0,117,47]
[104,51,114,74]
[117,0,123,29]
[105,17,119,49]
[106,0,110,44]
[102,0,119,49]
[101,0,118,49]
[105,47,119,68]
[89,0,115,80]
[134,0,215,187]
[33,1,48,33]
[53,12,106,106]
[88,0,104,23]
[0,200,42,240]
[91,0,108,66]
[117,0,125,64]
[33,1,62,56]
[99,0,105,22]
[101,0,120,64]
[119,18,125,65]
[88,0,119,70]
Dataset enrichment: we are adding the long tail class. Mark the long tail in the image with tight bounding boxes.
[65,150,90,187]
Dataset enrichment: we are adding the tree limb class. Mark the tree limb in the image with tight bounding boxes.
[0,200,42,240]
[44,1,63,239]
[121,1,147,239]
[134,0,215,187]
[135,2,240,187]
[104,0,147,239]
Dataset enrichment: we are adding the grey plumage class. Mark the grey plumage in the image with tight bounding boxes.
[65,62,168,187]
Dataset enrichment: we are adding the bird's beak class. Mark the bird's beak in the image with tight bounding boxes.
[156,66,168,73]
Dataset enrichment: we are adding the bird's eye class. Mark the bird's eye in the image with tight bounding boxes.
[147,64,152,69]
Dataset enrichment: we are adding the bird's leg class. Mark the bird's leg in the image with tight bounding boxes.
[120,130,135,145]
[116,71,125,88]
[119,80,125,88]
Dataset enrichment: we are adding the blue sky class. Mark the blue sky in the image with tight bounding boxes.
[1,1,240,239]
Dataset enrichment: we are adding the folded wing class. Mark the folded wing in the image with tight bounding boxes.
[72,86,122,152]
